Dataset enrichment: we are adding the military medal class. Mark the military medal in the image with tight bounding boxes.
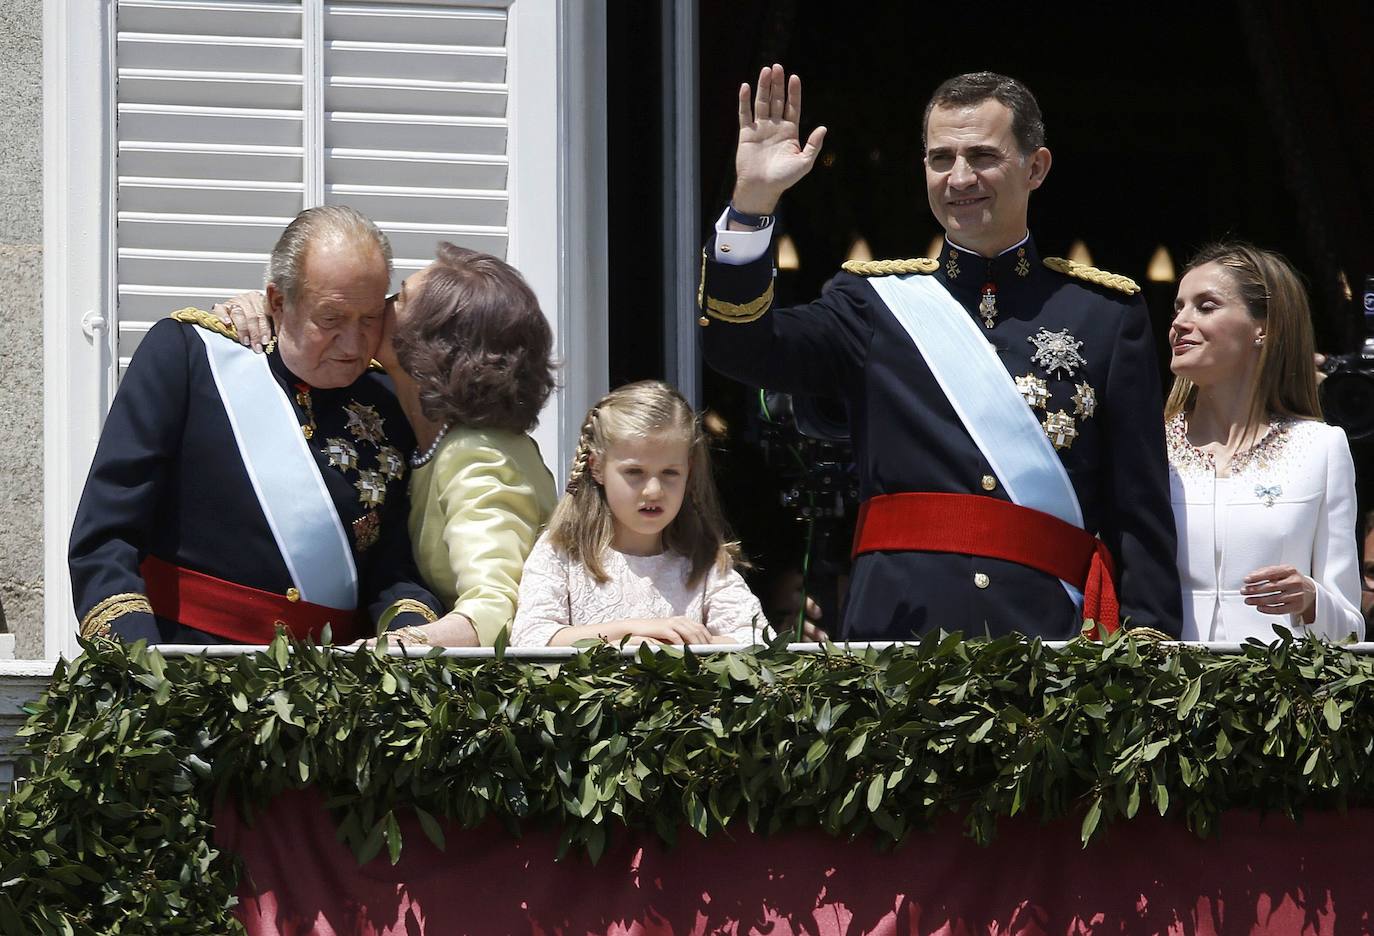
[1042,410,1078,451]
[1028,328,1087,379]
[979,282,998,329]
[1015,373,1050,410]
[1072,381,1097,419]
[377,445,406,482]
[353,510,382,551]
[324,438,359,472]
[344,401,386,445]
[354,469,387,508]
[294,384,317,440]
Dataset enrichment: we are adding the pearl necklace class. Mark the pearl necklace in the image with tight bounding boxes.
[409,422,450,469]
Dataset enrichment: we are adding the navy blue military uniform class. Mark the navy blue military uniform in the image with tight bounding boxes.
[70,312,442,643]
[699,235,1182,640]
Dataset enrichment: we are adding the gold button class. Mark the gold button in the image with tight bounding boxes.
[698,316,710,327]
[973,572,990,589]
[301,425,314,439]
[286,587,300,603]
[720,243,732,253]
[981,475,997,491]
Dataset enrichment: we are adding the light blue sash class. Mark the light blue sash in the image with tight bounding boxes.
[866,275,1084,605]
[196,329,358,609]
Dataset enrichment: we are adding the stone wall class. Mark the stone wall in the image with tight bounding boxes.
[0,0,44,659]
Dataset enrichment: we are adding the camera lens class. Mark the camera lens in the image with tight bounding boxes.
[1322,370,1374,440]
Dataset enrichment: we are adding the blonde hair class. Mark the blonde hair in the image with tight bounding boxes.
[548,380,743,586]
[1164,242,1322,429]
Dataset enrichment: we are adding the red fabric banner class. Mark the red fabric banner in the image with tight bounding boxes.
[217,789,1374,935]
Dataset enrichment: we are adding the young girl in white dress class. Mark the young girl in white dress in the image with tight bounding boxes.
[510,381,765,647]
[1166,242,1363,642]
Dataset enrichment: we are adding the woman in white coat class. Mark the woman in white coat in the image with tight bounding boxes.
[1166,242,1363,642]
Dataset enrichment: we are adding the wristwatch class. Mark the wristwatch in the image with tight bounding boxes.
[726,203,775,230]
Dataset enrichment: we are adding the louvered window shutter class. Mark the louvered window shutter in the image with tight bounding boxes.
[115,0,511,375]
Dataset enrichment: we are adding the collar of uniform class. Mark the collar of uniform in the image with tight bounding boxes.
[265,340,313,392]
[936,233,1039,298]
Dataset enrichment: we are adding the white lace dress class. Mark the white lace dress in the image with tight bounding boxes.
[1167,413,1364,642]
[509,533,767,647]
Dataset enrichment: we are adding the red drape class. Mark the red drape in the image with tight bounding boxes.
[217,788,1374,935]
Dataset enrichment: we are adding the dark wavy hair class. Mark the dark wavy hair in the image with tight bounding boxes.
[922,71,1046,156]
[392,243,557,433]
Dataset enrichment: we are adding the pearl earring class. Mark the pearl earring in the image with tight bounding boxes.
[1254,337,1264,348]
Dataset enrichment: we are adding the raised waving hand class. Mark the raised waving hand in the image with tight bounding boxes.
[732,64,827,215]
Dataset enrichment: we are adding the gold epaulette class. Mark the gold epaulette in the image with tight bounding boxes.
[79,592,153,639]
[841,258,939,277]
[171,307,239,341]
[1042,257,1140,296]
[697,249,775,324]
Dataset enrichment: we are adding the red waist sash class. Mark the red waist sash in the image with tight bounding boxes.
[851,492,1119,637]
[140,555,362,644]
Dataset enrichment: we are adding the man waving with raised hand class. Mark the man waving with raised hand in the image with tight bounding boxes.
[699,65,1181,642]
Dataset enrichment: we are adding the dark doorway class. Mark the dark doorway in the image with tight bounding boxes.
[609,0,1374,626]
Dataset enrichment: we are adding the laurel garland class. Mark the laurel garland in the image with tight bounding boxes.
[1,629,1372,934]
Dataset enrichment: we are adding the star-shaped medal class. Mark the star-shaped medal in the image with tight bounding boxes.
[344,402,386,445]
[1071,381,1097,419]
[377,445,406,482]
[1028,328,1087,380]
[1042,410,1078,451]
[324,437,359,472]
[355,469,387,508]
[1015,373,1050,410]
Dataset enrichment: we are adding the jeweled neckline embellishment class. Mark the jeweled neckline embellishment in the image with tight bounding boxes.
[409,422,451,469]
[1165,413,1293,478]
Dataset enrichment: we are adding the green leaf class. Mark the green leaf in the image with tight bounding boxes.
[866,775,885,813]
[414,807,446,852]
[385,811,402,865]
[1080,797,1103,845]
[1323,698,1342,731]
[1177,678,1201,719]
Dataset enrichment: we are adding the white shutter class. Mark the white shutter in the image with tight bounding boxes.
[322,1,510,274]
[115,0,305,372]
[114,0,512,373]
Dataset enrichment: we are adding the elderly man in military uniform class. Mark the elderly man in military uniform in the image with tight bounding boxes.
[699,67,1181,641]
[70,205,443,644]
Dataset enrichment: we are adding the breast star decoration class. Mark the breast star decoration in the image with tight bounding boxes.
[1015,373,1050,410]
[1042,410,1078,451]
[1071,381,1097,419]
[355,469,387,508]
[377,445,406,482]
[344,401,386,445]
[1028,328,1087,380]
[324,438,359,472]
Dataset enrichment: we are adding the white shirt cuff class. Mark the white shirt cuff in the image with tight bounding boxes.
[713,207,774,265]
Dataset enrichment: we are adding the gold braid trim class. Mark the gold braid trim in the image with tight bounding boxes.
[841,257,939,277]
[171,307,239,341]
[388,598,439,624]
[703,281,775,324]
[80,592,153,639]
[1042,257,1141,296]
